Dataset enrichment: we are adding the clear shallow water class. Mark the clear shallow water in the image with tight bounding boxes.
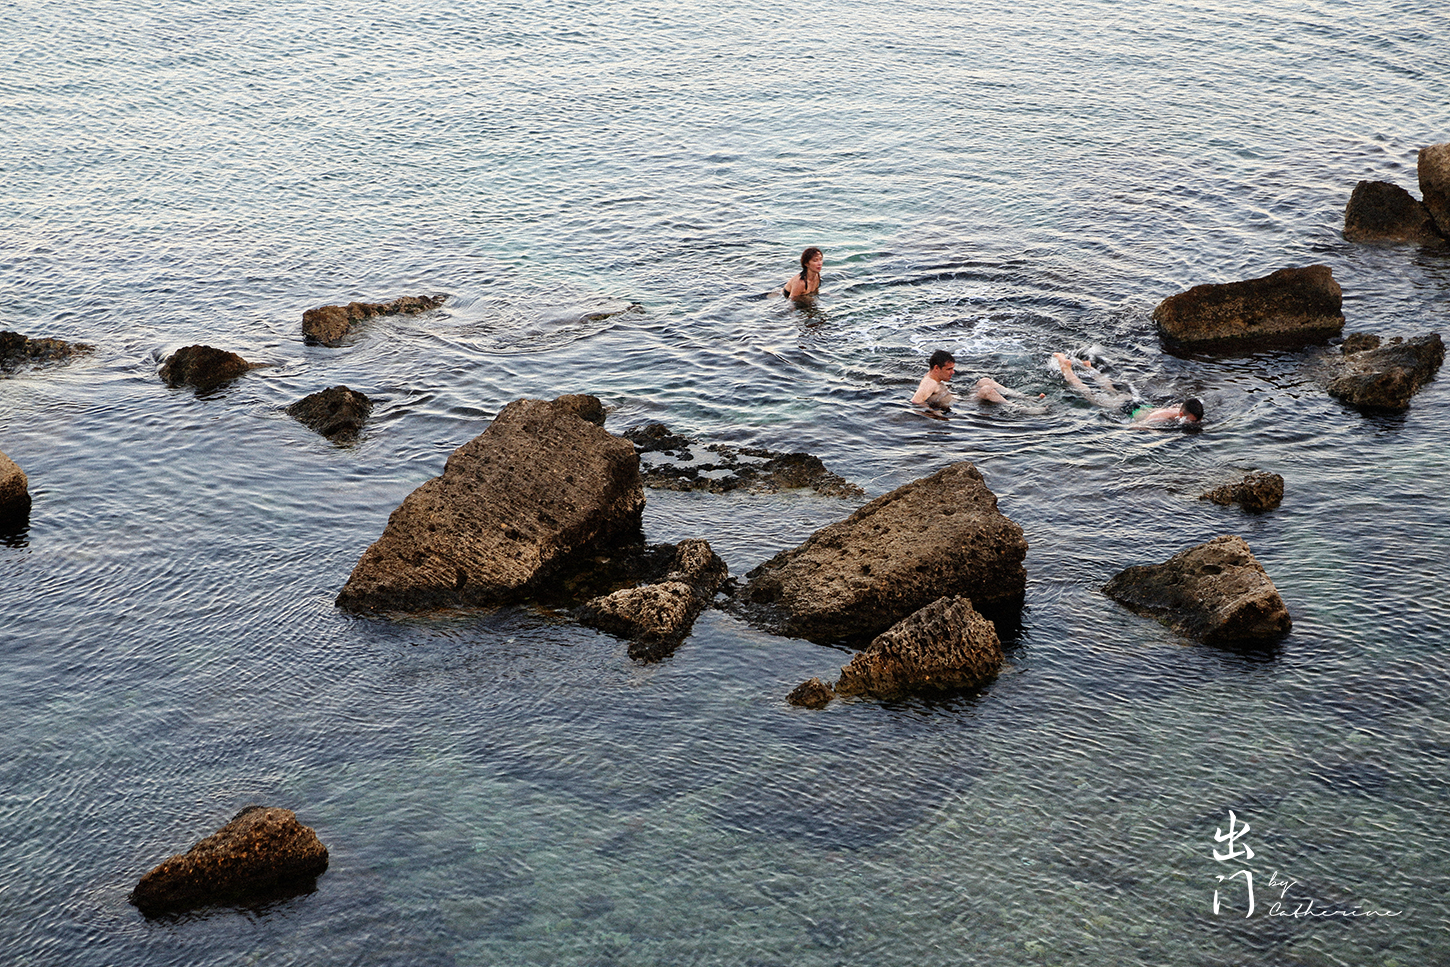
[2,0,1448,963]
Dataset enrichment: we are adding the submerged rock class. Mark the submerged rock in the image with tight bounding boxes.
[578,538,728,661]
[129,806,328,916]
[741,462,1027,644]
[336,395,644,613]
[286,385,373,442]
[1200,472,1284,512]
[0,330,94,372]
[302,294,446,347]
[625,423,864,498]
[0,449,30,523]
[1420,142,1450,237]
[786,677,836,709]
[159,345,259,393]
[835,595,1003,700]
[1327,332,1444,411]
[1102,535,1291,644]
[1342,180,1445,245]
[1152,265,1344,351]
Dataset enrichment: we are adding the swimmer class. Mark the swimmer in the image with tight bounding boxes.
[1052,353,1203,425]
[912,350,1047,411]
[784,247,823,299]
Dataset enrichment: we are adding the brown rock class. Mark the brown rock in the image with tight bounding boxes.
[579,539,728,660]
[286,385,373,441]
[159,345,258,392]
[835,595,1003,699]
[1343,180,1445,245]
[0,449,30,523]
[0,330,94,372]
[1327,332,1444,411]
[742,462,1026,643]
[129,806,328,915]
[301,294,445,347]
[336,395,644,612]
[1199,472,1284,512]
[1102,535,1291,644]
[786,677,836,709]
[1152,265,1344,351]
[1419,143,1450,237]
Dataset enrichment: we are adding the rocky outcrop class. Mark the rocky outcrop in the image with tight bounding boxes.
[129,806,328,916]
[1102,535,1291,644]
[1327,333,1444,411]
[1200,472,1284,512]
[1152,265,1344,351]
[1420,143,1450,237]
[336,395,645,613]
[0,330,94,372]
[1343,181,1445,245]
[578,538,728,661]
[625,423,864,498]
[0,449,30,523]
[286,386,373,442]
[786,677,835,709]
[835,595,1003,699]
[159,345,259,393]
[741,462,1027,643]
[302,294,446,347]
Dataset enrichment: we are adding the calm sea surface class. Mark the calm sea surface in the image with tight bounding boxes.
[3,0,1448,963]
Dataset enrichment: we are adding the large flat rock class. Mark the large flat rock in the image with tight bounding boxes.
[1102,535,1291,644]
[742,462,1026,643]
[1152,265,1344,351]
[1327,333,1444,412]
[336,396,644,612]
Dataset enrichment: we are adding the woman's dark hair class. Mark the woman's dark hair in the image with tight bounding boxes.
[1183,397,1204,420]
[800,247,823,272]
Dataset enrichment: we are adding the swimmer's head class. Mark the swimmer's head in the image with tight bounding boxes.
[1182,397,1204,421]
[800,246,823,273]
[928,349,955,369]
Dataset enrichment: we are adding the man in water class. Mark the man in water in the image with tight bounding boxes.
[912,350,1045,410]
[1052,353,1203,424]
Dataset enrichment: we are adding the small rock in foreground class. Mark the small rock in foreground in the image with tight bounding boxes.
[302,294,446,347]
[287,386,373,441]
[1102,535,1291,644]
[0,449,31,523]
[159,345,259,393]
[0,330,94,372]
[129,806,328,916]
[1420,142,1450,237]
[1343,180,1446,245]
[834,595,1004,700]
[786,677,836,709]
[579,539,729,661]
[1200,472,1284,512]
[1327,332,1444,412]
[1152,265,1344,351]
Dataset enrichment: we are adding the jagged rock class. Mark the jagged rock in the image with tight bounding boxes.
[302,294,446,347]
[1343,181,1445,245]
[579,539,728,661]
[0,449,30,523]
[786,677,836,709]
[1152,265,1344,351]
[834,595,1003,699]
[1327,332,1444,411]
[1200,472,1284,512]
[580,303,644,323]
[0,330,94,372]
[552,394,606,427]
[741,462,1027,643]
[1102,535,1291,644]
[286,386,372,441]
[129,806,328,916]
[336,395,644,613]
[1420,143,1450,237]
[627,423,864,498]
[159,345,259,393]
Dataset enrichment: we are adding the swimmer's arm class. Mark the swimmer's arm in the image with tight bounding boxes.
[910,377,936,405]
[783,276,806,299]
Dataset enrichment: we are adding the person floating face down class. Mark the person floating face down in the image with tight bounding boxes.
[1052,353,1204,425]
[911,350,1045,410]
[784,247,824,299]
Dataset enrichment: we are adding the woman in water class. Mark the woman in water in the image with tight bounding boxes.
[784,247,823,299]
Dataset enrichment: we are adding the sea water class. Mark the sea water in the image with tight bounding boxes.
[2,0,1448,963]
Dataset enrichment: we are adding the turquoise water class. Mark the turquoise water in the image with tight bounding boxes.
[2,0,1448,963]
